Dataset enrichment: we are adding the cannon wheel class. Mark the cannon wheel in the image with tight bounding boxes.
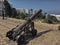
[31,29,37,37]
[17,35,25,45]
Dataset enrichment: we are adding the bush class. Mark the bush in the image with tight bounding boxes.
[16,13,27,19]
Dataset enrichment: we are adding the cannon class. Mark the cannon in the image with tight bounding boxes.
[6,9,42,44]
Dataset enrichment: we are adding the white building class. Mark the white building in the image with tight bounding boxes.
[16,8,35,14]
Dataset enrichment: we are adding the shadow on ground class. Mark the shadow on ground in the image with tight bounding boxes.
[17,29,52,45]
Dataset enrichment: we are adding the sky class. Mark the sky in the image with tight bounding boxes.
[8,0,60,14]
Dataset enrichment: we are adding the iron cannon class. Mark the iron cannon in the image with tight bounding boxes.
[6,9,42,44]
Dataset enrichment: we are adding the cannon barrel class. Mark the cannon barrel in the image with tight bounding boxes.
[15,9,42,31]
[6,9,42,40]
